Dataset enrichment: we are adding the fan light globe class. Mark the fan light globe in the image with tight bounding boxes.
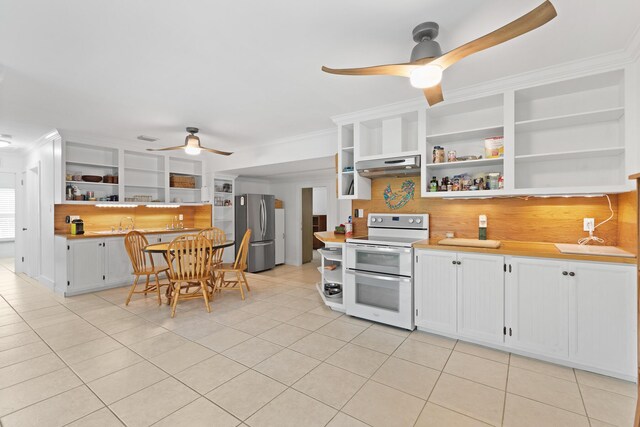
[185,146,201,155]
[410,65,443,89]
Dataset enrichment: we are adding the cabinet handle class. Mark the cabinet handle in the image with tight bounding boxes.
[569,272,575,277]
[452,260,457,265]
[562,271,568,276]
[457,261,462,265]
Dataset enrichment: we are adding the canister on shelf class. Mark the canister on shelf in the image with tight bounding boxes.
[447,150,457,162]
[488,173,500,190]
[432,146,445,164]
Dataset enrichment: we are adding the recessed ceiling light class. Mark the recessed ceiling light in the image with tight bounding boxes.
[137,135,158,142]
[0,140,11,148]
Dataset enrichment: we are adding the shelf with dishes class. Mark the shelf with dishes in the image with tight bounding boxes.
[316,243,345,311]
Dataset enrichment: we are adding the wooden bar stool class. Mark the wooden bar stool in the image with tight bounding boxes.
[215,229,251,300]
[124,231,169,306]
[166,234,214,318]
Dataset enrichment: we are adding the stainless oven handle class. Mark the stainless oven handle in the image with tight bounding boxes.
[346,269,411,282]
[347,244,411,254]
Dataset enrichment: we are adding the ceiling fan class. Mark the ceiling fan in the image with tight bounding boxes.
[322,1,557,106]
[147,127,233,156]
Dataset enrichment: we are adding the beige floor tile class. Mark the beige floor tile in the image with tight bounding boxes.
[0,385,103,427]
[258,323,310,347]
[503,393,589,427]
[239,301,279,315]
[261,306,306,322]
[0,330,41,352]
[222,337,283,367]
[289,332,347,360]
[317,319,368,341]
[286,312,333,331]
[171,318,225,340]
[175,354,247,394]
[111,323,166,345]
[0,341,52,368]
[87,360,168,404]
[454,341,509,364]
[575,369,637,397]
[368,323,411,338]
[588,419,617,427]
[97,316,152,335]
[234,315,282,335]
[326,412,370,427]
[0,321,31,338]
[429,373,505,426]
[71,347,143,382]
[66,407,124,426]
[444,351,509,390]
[343,380,425,427]
[255,348,320,385]
[508,366,585,415]
[0,368,82,417]
[307,305,344,319]
[56,336,123,365]
[109,377,199,427]
[327,343,388,377]
[351,328,405,355]
[127,331,188,358]
[43,326,106,351]
[246,388,336,427]
[213,309,257,326]
[415,402,491,427]
[509,354,576,382]
[206,370,287,420]
[393,339,452,371]
[293,363,367,409]
[154,397,240,427]
[372,356,440,399]
[409,330,457,349]
[580,384,636,427]
[0,352,65,389]
[197,326,252,352]
[149,341,216,374]
[25,311,79,329]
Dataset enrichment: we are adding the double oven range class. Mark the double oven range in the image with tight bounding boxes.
[345,213,429,330]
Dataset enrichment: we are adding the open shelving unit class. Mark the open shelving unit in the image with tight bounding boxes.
[213,176,235,263]
[123,151,166,203]
[169,157,203,204]
[65,142,120,201]
[316,245,345,312]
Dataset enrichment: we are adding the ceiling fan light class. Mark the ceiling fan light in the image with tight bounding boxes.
[410,65,443,89]
[184,134,201,155]
[185,145,201,155]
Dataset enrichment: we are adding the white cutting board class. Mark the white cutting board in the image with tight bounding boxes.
[554,243,635,258]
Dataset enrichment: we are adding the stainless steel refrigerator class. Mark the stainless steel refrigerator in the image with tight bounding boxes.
[235,194,276,272]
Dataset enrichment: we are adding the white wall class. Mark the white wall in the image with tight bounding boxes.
[312,187,327,215]
[235,177,273,195]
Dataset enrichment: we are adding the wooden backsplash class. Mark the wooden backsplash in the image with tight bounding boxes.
[54,205,212,234]
[352,177,637,251]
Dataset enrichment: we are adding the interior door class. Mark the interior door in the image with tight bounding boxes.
[457,253,505,344]
[25,165,40,278]
[301,188,313,264]
[505,257,568,358]
[414,250,457,334]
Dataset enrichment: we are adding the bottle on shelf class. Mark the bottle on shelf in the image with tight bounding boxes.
[429,176,438,192]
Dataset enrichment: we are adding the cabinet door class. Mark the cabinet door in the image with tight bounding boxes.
[104,237,132,285]
[457,253,505,344]
[414,250,458,333]
[505,257,568,358]
[569,262,636,377]
[68,239,105,293]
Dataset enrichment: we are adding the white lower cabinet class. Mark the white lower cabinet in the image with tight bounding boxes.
[504,257,569,358]
[104,238,132,285]
[415,249,637,380]
[67,239,106,294]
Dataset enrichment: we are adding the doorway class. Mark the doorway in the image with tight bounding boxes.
[0,172,16,271]
[25,165,41,278]
[301,186,328,264]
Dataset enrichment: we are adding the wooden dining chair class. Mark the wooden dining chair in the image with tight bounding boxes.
[166,234,214,317]
[197,227,226,285]
[215,229,251,300]
[124,231,169,306]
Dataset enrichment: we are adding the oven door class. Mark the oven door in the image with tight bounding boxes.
[346,243,412,276]
[345,269,414,330]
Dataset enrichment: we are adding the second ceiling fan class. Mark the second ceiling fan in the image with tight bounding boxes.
[322,1,557,106]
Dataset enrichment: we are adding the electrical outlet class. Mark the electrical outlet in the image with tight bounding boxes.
[178,214,183,221]
[69,215,80,222]
[583,218,595,232]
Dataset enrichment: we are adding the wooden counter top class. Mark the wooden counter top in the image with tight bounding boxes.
[413,239,637,265]
[57,228,204,240]
[314,231,349,243]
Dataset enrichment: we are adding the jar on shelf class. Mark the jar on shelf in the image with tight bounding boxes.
[432,146,445,164]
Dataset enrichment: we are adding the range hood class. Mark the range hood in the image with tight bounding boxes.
[356,155,421,178]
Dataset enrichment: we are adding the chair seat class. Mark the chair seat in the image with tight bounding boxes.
[217,263,247,272]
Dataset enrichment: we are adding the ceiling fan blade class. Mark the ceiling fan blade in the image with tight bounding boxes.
[322,63,419,78]
[201,147,233,156]
[433,1,557,70]
[146,145,185,151]
[423,84,444,106]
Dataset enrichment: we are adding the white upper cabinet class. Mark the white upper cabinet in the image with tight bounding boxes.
[334,66,634,200]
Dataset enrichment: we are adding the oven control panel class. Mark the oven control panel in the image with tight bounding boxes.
[367,213,429,229]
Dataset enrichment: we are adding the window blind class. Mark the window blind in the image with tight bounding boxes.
[0,189,15,240]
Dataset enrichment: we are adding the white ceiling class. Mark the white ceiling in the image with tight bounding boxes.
[0,0,638,152]
[225,156,336,180]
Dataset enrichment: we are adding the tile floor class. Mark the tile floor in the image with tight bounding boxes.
[0,255,636,426]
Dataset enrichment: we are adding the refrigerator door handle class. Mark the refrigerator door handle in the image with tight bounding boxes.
[261,198,266,239]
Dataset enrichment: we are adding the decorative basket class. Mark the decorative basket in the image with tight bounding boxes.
[170,174,196,188]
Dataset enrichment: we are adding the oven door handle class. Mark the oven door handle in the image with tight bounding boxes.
[347,269,411,282]
[348,245,411,254]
